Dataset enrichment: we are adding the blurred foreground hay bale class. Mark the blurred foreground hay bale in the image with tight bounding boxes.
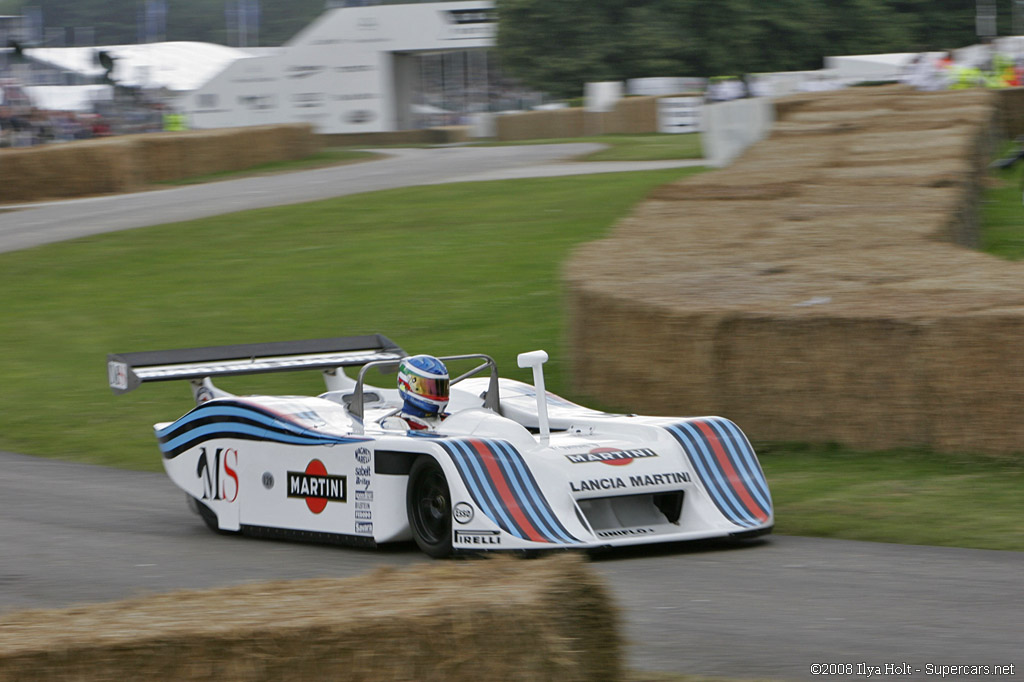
[566,85,1024,454]
[0,124,320,202]
[0,554,620,682]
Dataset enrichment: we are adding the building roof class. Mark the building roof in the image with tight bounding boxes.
[24,41,269,91]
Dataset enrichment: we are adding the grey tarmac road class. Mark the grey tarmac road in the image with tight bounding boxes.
[1,145,1021,680]
[1,451,1020,682]
[0,143,702,254]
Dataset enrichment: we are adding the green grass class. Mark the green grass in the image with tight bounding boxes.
[475,133,704,162]
[0,168,702,470]
[981,147,1024,259]
[4,139,1024,553]
[760,444,1024,551]
[164,133,704,187]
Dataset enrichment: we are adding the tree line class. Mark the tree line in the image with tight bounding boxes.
[497,0,999,97]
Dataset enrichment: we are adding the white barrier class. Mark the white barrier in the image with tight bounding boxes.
[699,97,775,168]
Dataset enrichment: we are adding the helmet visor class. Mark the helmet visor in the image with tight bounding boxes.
[407,374,449,402]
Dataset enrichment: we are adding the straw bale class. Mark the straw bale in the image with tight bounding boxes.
[495,108,586,141]
[0,554,620,682]
[566,85,1024,454]
[0,124,321,200]
[0,139,139,202]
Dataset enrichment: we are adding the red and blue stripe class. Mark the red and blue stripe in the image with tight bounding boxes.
[439,438,581,545]
[664,418,772,528]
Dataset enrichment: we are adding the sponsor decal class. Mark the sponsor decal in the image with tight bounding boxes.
[108,361,128,390]
[565,447,659,466]
[571,471,691,493]
[355,521,373,534]
[355,490,373,502]
[336,65,374,74]
[285,65,325,79]
[345,109,376,124]
[571,477,626,492]
[194,385,215,403]
[261,471,274,490]
[293,93,325,108]
[598,527,655,538]
[629,471,691,486]
[288,459,346,513]
[355,510,372,520]
[354,463,371,492]
[238,94,275,111]
[445,8,495,24]
[196,447,239,502]
[355,447,371,464]
[453,502,474,524]
[454,530,500,545]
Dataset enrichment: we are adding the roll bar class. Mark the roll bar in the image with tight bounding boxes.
[350,353,500,427]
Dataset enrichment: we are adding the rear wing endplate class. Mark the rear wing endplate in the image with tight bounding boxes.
[107,334,405,395]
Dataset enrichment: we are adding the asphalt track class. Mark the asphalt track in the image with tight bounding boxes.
[0,143,700,254]
[1,145,1021,681]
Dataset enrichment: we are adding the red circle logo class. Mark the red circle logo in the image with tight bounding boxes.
[591,447,633,466]
[305,459,328,513]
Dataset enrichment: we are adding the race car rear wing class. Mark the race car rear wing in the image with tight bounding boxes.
[107,334,406,395]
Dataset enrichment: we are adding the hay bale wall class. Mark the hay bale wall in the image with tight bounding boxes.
[0,124,320,203]
[0,555,620,682]
[0,138,140,201]
[566,85,1024,455]
[495,96,660,141]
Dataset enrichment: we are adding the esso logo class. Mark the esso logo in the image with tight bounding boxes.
[453,502,474,524]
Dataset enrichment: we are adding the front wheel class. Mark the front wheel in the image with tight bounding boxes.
[406,456,453,558]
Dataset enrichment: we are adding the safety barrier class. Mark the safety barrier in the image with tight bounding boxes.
[494,96,662,141]
[0,554,620,682]
[565,85,1024,455]
[0,124,320,203]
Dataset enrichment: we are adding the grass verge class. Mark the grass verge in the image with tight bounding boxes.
[981,146,1024,259]
[0,168,701,470]
[760,444,1024,551]
[162,148,377,185]
[3,138,1024,553]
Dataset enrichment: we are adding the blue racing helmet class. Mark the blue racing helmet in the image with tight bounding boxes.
[397,354,449,418]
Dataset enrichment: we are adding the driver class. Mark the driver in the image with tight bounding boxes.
[382,354,450,431]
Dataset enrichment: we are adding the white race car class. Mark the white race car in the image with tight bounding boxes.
[108,335,773,557]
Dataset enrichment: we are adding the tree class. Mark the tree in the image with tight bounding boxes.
[495,0,992,98]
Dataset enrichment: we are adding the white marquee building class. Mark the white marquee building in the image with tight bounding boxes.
[185,1,496,134]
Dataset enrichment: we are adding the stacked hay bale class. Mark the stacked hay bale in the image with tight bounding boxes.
[0,138,141,201]
[0,555,620,682]
[566,85,1024,455]
[0,124,320,203]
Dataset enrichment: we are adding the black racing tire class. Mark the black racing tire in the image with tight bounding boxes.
[406,456,453,558]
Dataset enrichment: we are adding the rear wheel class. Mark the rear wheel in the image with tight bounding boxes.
[406,456,453,558]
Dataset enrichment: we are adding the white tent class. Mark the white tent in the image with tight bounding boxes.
[24,84,112,111]
[25,41,264,91]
